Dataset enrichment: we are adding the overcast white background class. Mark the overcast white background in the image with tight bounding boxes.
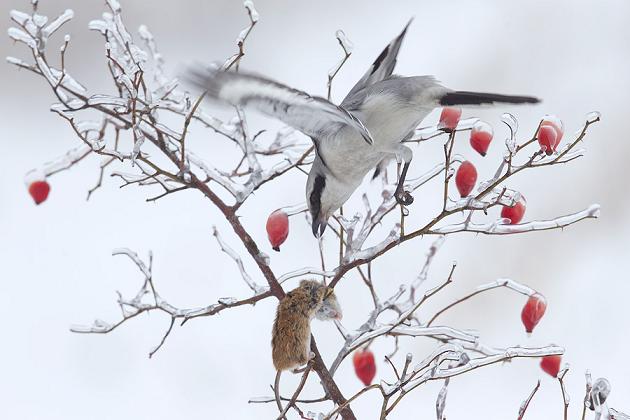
[2,0,630,419]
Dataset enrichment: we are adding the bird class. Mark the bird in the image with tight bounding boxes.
[184,20,540,237]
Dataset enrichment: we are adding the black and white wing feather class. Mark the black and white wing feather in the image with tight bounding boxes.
[185,66,373,144]
[341,19,412,107]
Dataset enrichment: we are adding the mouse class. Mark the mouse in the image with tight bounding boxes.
[271,279,342,415]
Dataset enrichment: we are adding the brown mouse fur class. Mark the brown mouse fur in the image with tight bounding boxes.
[271,279,342,416]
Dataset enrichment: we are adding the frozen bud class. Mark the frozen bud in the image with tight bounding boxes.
[521,293,546,333]
[455,161,477,197]
[266,209,289,252]
[540,355,561,378]
[470,121,494,156]
[353,348,376,386]
[438,107,462,132]
[589,378,611,409]
[501,194,526,224]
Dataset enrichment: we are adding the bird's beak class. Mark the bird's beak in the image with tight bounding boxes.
[311,219,327,237]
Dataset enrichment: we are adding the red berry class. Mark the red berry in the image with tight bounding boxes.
[537,116,564,155]
[455,161,477,197]
[542,115,564,141]
[540,355,561,378]
[501,195,526,224]
[353,349,376,386]
[28,180,51,205]
[470,121,494,156]
[266,209,289,252]
[439,107,462,131]
[537,125,558,156]
[521,293,547,333]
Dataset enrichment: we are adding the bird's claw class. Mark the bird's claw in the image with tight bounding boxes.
[395,190,414,206]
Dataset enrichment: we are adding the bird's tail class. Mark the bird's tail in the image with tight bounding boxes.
[440,91,540,106]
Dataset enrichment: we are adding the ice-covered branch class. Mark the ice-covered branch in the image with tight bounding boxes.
[430,204,600,236]
[427,278,535,327]
[558,367,570,420]
[222,0,259,71]
[402,345,564,393]
[329,259,456,377]
[212,226,268,294]
[25,144,92,181]
[70,248,272,357]
[517,380,541,420]
[278,267,337,284]
[610,409,630,420]
[327,30,353,100]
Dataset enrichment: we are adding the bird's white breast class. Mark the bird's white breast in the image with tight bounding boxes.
[360,93,423,151]
[317,93,428,184]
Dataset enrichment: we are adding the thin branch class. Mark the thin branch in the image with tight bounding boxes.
[558,368,570,420]
[212,226,267,294]
[323,384,382,420]
[427,278,535,327]
[180,92,206,169]
[517,380,541,420]
[327,30,352,100]
[277,365,312,419]
[223,0,259,71]
[149,316,175,358]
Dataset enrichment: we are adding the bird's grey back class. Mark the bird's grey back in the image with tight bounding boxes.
[341,19,412,107]
[343,75,446,113]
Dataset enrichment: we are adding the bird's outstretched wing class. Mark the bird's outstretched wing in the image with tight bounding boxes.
[184,66,373,144]
[341,19,412,107]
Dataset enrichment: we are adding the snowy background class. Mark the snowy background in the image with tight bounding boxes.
[2,0,630,419]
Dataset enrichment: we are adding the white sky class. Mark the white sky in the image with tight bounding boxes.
[2,0,630,419]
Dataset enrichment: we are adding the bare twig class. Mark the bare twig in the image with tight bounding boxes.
[517,380,541,420]
[427,278,535,327]
[327,30,352,100]
[558,368,570,420]
[223,0,259,71]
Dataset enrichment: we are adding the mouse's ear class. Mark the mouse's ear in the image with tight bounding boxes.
[324,287,335,300]
[299,279,317,290]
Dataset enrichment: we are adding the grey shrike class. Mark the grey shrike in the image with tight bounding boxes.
[185,20,539,237]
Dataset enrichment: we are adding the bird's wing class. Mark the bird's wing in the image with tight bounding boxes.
[341,19,412,107]
[184,66,373,144]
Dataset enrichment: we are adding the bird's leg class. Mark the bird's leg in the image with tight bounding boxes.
[394,145,414,206]
[395,162,413,205]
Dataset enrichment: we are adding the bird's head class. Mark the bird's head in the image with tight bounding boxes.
[307,153,362,237]
[306,156,360,238]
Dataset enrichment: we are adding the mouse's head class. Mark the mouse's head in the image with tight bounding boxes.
[298,280,343,321]
[316,286,343,321]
